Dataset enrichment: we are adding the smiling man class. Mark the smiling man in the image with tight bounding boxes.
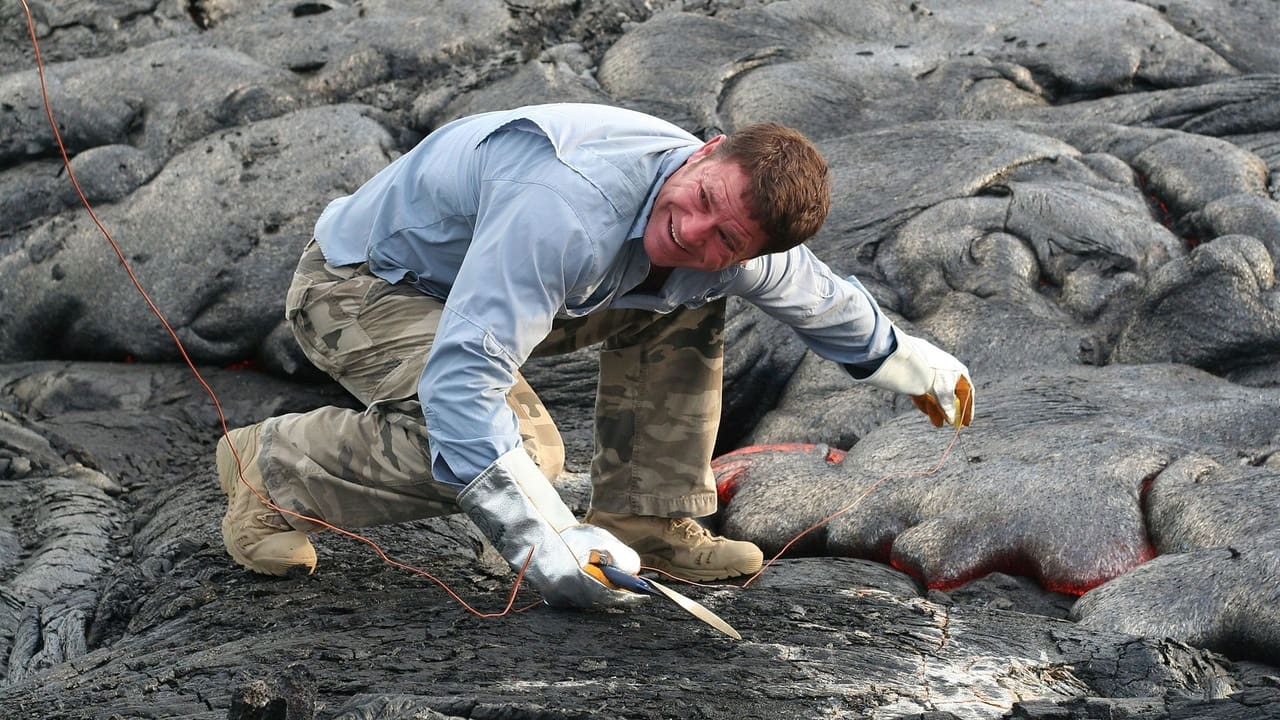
[216,103,974,608]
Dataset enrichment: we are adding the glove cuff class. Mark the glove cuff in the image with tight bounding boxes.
[459,448,633,608]
[460,447,577,533]
[859,330,932,396]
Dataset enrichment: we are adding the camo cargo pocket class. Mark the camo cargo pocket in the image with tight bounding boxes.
[286,248,377,380]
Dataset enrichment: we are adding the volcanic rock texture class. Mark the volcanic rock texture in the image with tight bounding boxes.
[2,1,1279,718]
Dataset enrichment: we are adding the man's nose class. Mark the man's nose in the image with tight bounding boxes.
[683,212,716,245]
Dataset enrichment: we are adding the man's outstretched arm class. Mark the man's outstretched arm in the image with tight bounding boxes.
[729,244,975,428]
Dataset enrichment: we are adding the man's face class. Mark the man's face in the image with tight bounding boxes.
[643,136,769,272]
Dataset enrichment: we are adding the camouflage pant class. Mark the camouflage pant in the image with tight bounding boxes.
[260,240,724,530]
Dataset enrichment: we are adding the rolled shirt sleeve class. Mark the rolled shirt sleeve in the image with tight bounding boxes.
[728,245,898,373]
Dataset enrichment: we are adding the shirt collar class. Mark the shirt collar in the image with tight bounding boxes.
[626,144,700,241]
[620,143,747,304]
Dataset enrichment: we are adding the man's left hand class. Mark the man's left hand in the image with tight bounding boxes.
[862,330,975,428]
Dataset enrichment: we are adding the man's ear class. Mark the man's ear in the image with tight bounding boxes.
[690,134,726,162]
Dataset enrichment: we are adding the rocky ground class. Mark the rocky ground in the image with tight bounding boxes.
[2,1,1279,718]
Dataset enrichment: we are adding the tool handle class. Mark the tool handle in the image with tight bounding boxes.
[585,549,655,594]
[598,563,656,594]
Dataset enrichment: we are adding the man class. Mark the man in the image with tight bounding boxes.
[217,103,974,608]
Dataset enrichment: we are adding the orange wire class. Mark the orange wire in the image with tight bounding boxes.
[17,0,529,619]
[741,412,968,588]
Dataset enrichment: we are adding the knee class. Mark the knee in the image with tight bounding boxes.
[528,441,565,482]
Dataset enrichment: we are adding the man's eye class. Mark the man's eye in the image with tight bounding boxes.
[699,187,708,206]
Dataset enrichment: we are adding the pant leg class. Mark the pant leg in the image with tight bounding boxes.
[534,300,726,519]
[260,241,563,530]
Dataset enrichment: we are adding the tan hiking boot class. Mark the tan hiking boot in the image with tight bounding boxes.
[217,425,317,577]
[584,509,763,581]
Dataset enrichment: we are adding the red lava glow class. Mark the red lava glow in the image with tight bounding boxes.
[896,540,1162,596]
[713,443,846,465]
[223,358,259,371]
[716,468,743,505]
[1139,473,1158,499]
[711,444,847,506]
[710,443,1164,598]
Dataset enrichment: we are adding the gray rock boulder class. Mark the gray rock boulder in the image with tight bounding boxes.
[717,364,1278,605]
[0,105,394,370]
[1071,453,1280,665]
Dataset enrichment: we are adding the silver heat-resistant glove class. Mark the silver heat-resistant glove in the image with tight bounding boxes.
[459,447,641,608]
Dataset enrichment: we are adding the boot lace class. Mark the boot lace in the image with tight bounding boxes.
[257,511,293,531]
[671,517,715,543]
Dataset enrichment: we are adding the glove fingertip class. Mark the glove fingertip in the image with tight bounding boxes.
[952,376,975,428]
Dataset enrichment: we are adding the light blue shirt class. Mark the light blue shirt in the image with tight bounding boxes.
[314,103,895,488]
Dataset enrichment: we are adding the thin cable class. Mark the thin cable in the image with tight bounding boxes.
[742,400,972,588]
[18,0,527,619]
